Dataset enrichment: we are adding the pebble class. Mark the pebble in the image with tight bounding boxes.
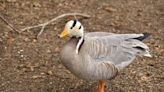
[7,0,16,3]
[20,49,24,52]
[57,65,63,69]
[49,82,53,84]
[32,75,41,79]
[33,2,41,7]
[55,47,60,52]
[33,39,37,43]
[40,72,45,75]
[47,71,53,75]
[24,38,30,42]
[20,55,24,58]
[104,5,117,12]
[47,49,51,53]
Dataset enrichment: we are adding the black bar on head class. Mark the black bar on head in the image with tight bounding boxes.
[71,20,77,29]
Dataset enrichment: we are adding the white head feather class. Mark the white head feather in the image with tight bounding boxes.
[65,20,84,37]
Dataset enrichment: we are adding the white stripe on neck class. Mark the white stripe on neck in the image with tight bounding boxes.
[75,37,84,54]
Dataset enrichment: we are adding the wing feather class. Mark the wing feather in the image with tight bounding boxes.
[83,32,150,69]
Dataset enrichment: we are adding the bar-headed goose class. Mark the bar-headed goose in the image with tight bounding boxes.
[59,20,151,92]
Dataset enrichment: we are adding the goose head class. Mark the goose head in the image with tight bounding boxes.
[59,20,84,38]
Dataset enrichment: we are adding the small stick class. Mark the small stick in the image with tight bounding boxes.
[73,15,78,21]
[37,26,45,39]
[0,13,20,33]
[21,13,90,39]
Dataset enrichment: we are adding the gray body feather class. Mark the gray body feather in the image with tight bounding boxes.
[60,32,151,81]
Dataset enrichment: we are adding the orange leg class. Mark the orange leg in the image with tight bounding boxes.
[97,80,105,92]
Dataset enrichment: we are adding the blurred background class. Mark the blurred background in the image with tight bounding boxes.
[0,0,163,92]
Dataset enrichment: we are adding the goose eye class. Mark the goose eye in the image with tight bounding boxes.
[79,25,81,29]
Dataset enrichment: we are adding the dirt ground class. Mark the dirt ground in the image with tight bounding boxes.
[0,0,164,92]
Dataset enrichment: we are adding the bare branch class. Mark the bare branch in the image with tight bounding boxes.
[0,13,20,33]
[21,13,90,38]
[21,24,43,32]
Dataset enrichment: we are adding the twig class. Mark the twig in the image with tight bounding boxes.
[0,13,20,33]
[21,13,90,39]
[73,15,78,21]
[37,26,45,38]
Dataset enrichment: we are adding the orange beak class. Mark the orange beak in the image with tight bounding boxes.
[59,28,69,38]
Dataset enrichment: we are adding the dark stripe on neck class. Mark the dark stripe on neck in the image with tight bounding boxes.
[78,37,84,52]
[71,20,77,29]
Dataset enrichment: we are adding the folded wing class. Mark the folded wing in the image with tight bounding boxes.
[84,32,151,69]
